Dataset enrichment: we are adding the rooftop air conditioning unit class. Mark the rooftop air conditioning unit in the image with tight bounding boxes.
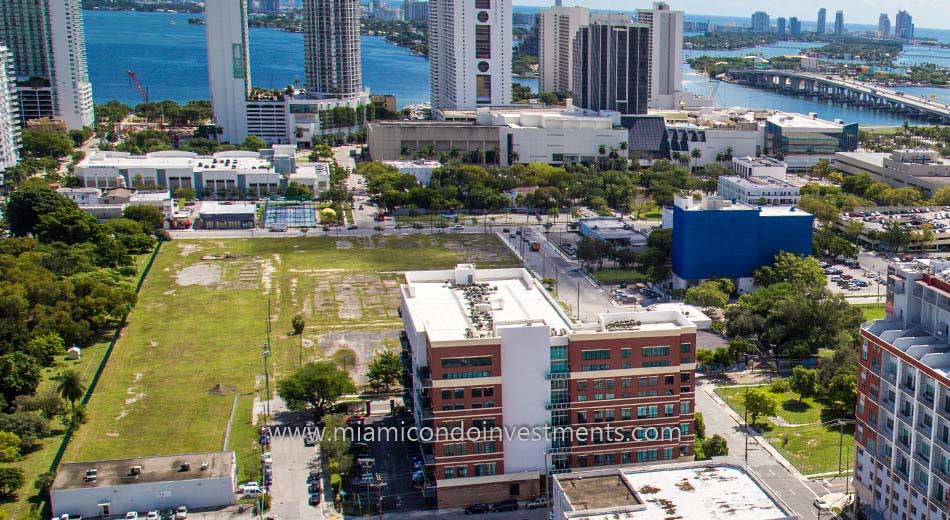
[200,462,209,471]
[84,469,98,482]
[180,462,191,471]
[129,465,142,476]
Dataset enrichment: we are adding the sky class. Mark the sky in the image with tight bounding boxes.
[512,0,950,29]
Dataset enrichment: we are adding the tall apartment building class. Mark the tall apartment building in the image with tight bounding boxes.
[302,0,362,99]
[0,0,94,130]
[878,14,891,39]
[403,0,429,21]
[816,8,827,34]
[537,6,589,96]
[572,15,650,117]
[258,0,280,14]
[789,17,802,36]
[401,265,697,508]
[776,17,786,35]
[834,11,845,35]
[751,11,769,34]
[636,3,684,110]
[205,0,251,145]
[428,0,512,110]
[855,261,950,519]
[0,45,18,171]
[895,10,914,40]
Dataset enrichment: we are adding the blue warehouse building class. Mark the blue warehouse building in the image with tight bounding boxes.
[671,195,813,293]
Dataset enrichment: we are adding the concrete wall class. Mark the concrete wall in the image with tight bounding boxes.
[366,123,500,161]
[52,476,235,517]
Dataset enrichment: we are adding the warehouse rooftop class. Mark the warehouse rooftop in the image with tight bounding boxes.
[53,452,234,490]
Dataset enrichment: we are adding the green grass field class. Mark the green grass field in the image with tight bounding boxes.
[63,234,518,484]
[855,303,886,321]
[716,383,854,475]
[592,268,650,285]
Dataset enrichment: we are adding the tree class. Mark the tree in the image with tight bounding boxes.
[742,389,777,426]
[0,353,41,405]
[19,129,74,159]
[56,369,86,422]
[824,372,857,413]
[173,187,197,201]
[933,186,950,206]
[0,432,21,462]
[696,349,715,370]
[810,159,833,180]
[690,148,702,171]
[576,236,609,268]
[291,314,305,335]
[123,205,165,230]
[276,361,356,419]
[694,412,705,440]
[685,281,728,312]
[24,332,66,365]
[0,467,24,498]
[878,220,912,253]
[702,434,729,457]
[240,135,266,151]
[4,179,77,237]
[788,366,819,403]
[366,350,401,393]
[754,252,825,290]
[284,182,314,199]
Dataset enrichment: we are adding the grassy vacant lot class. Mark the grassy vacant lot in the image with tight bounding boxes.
[716,383,854,475]
[592,268,650,285]
[65,234,518,482]
[855,303,886,321]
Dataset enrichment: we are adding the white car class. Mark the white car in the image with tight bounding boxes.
[125,513,139,520]
[813,497,832,510]
[241,482,263,496]
[146,512,159,520]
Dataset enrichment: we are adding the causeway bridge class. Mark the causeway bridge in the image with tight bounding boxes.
[728,70,950,124]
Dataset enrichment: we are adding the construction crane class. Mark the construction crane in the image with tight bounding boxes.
[126,70,149,104]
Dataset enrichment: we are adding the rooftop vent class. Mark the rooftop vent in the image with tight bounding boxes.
[84,469,98,482]
[179,462,191,472]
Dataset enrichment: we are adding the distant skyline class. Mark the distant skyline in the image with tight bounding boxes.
[510,1,948,29]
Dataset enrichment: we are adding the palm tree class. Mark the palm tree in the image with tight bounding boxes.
[690,148,702,171]
[56,369,86,422]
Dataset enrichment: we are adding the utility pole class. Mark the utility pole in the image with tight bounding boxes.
[299,332,303,367]
[837,419,845,477]
[576,282,581,321]
[744,385,750,466]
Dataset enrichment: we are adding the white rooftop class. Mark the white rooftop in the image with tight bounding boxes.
[767,112,844,130]
[198,201,258,216]
[720,175,796,189]
[402,266,573,342]
[383,159,443,169]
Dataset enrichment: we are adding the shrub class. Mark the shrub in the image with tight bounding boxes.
[770,379,790,393]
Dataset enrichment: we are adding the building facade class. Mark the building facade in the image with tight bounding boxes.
[205,0,251,145]
[428,0,513,111]
[764,112,858,171]
[403,0,429,21]
[817,8,827,34]
[401,265,697,508]
[855,261,950,519]
[0,45,18,172]
[572,16,650,116]
[751,11,769,34]
[671,195,813,291]
[636,3,684,110]
[776,17,786,35]
[895,10,914,40]
[0,0,94,129]
[717,176,800,207]
[789,17,802,36]
[834,150,950,197]
[303,0,362,99]
[537,6,589,96]
[878,13,891,38]
[834,10,845,35]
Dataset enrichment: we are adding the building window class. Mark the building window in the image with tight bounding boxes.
[643,361,670,368]
[680,343,691,353]
[475,0,490,8]
[476,75,492,104]
[680,401,690,414]
[442,356,491,368]
[582,350,611,360]
[475,25,492,59]
[642,346,670,357]
[621,348,631,358]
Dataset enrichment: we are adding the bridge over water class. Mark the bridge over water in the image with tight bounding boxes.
[728,70,950,124]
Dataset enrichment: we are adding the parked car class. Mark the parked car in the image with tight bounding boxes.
[464,503,491,515]
[814,497,832,510]
[307,470,322,483]
[160,509,175,520]
[347,225,359,230]
[346,415,365,426]
[304,433,316,446]
[146,511,159,520]
[309,493,322,506]
[241,482,263,496]
[174,507,188,520]
[125,513,139,520]
[526,496,549,509]
[491,499,519,512]
[309,481,322,494]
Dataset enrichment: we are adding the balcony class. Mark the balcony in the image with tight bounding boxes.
[416,366,432,387]
[546,400,570,410]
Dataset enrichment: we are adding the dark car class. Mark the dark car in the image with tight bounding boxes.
[309,481,322,494]
[159,509,175,520]
[309,493,322,506]
[464,503,491,515]
[307,470,321,483]
[491,499,519,512]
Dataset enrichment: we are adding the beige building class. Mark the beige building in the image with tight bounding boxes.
[538,6,589,95]
[366,120,501,164]
[834,149,950,196]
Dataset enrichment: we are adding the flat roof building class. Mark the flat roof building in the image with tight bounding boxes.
[401,265,699,508]
[52,452,236,518]
[552,460,794,519]
[834,149,950,197]
[717,175,800,207]
[764,112,858,171]
[855,260,950,518]
[731,156,788,181]
[382,159,442,186]
[671,195,813,292]
[196,201,257,230]
[578,217,648,248]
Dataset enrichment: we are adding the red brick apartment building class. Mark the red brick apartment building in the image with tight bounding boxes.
[399,265,697,508]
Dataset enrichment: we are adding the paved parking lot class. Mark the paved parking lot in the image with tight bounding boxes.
[822,259,886,298]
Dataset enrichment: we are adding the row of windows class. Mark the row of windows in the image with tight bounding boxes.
[575,446,688,468]
[443,441,497,457]
[440,387,494,400]
[581,345,689,360]
[575,403,691,423]
[443,462,496,479]
[444,371,491,379]
[442,356,492,369]
[440,402,495,411]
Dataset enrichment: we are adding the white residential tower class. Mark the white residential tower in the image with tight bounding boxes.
[538,6,589,96]
[636,2,684,110]
[205,0,251,145]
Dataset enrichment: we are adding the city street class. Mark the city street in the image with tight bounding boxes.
[695,376,829,520]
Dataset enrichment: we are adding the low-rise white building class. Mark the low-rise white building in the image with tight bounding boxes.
[74,145,329,199]
[834,149,950,196]
[491,108,628,166]
[718,175,800,206]
[51,452,236,518]
[245,92,372,145]
[382,159,442,186]
[57,187,101,206]
[731,156,788,181]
